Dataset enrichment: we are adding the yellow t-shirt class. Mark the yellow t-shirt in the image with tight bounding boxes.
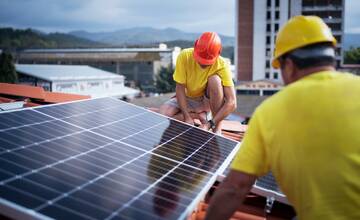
[231,71,360,220]
[173,48,234,98]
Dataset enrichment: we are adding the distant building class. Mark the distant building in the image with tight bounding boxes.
[339,64,360,76]
[236,79,283,96]
[16,44,181,92]
[235,0,345,82]
[15,64,140,99]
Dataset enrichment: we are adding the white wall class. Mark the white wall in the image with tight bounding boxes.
[52,77,127,98]
[252,0,267,81]
[290,0,302,17]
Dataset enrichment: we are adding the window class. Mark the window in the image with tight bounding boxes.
[265,72,270,79]
[267,0,271,7]
[266,36,271,44]
[328,23,341,31]
[303,0,313,7]
[88,82,101,87]
[275,0,279,7]
[263,90,278,96]
[275,23,279,32]
[267,23,271,32]
[336,48,341,56]
[275,11,280,19]
[267,11,271,20]
[335,35,341,43]
[56,83,77,92]
[113,80,124,85]
[266,48,271,57]
[58,83,76,89]
[266,60,270,68]
[274,72,278,79]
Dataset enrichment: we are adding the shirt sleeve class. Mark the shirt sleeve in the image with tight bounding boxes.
[173,51,186,84]
[218,60,234,87]
[231,110,270,176]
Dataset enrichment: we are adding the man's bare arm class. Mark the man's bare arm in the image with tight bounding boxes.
[205,170,257,220]
[176,83,193,124]
[212,86,237,125]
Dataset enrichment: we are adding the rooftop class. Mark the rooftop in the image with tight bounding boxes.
[16,64,124,82]
[0,83,90,109]
[131,93,269,117]
[21,47,174,53]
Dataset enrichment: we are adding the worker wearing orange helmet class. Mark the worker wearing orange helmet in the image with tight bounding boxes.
[206,16,360,220]
[159,32,236,133]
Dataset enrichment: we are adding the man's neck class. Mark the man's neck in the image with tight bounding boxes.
[295,65,335,81]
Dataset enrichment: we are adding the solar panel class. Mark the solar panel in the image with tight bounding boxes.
[220,168,288,205]
[0,97,240,220]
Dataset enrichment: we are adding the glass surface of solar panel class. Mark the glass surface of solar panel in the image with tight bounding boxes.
[0,98,239,220]
[255,172,283,193]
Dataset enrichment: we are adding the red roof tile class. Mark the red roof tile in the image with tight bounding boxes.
[0,83,46,99]
[0,83,90,107]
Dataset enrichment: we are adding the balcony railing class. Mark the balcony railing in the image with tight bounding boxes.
[303,5,342,11]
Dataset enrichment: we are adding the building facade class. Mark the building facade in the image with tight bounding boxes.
[236,80,283,96]
[16,44,181,92]
[16,64,140,99]
[236,0,345,82]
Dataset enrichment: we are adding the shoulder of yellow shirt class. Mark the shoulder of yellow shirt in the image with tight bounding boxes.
[255,71,359,114]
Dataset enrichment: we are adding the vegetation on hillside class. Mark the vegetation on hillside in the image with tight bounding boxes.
[0,27,106,50]
[0,52,17,83]
[344,47,360,64]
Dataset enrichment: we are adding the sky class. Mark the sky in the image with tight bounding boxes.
[0,0,359,36]
[0,0,235,36]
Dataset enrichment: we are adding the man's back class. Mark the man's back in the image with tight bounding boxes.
[233,71,360,219]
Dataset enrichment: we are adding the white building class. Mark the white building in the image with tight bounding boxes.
[236,0,345,83]
[17,44,181,92]
[16,64,140,99]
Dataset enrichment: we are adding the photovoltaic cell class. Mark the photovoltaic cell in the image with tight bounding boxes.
[0,97,239,220]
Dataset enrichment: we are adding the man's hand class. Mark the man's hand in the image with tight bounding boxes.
[205,170,257,220]
[184,114,194,125]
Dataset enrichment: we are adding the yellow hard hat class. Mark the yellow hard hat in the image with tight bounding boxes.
[272,15,337,69]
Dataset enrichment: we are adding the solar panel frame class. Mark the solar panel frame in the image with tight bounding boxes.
[219,168,289,205]
[0,97,240,220]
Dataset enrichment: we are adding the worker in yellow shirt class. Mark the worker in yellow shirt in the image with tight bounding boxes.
[159,32,236,133]
[206,16,360,220]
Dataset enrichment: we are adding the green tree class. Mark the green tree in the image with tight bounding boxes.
[155,65,175,93]
[0,52,17,83]
[344,47,360,64]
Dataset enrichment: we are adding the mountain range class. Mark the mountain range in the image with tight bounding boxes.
[0,27,106,50]
[69,27,235,47]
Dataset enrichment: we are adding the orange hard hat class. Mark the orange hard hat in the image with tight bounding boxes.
[193,32,222,65]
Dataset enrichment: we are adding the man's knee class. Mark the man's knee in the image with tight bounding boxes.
[207,74,223,98]
[208,74,222,89]
[159,104,178,117]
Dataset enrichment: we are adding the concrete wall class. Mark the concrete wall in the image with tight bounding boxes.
[237,0,254,81]
[252,0,267,81]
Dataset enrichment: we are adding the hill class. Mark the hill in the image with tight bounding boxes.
[0,27,106,50]
[69,27,235,47]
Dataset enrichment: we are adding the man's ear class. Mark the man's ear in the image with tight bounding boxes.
[284,58,297,83]
[280,58,294,85]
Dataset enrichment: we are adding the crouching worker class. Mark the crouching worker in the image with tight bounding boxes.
[159,32,236,133]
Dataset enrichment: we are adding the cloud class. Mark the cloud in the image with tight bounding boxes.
[0,0,235,36]
[344,0,360,33]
